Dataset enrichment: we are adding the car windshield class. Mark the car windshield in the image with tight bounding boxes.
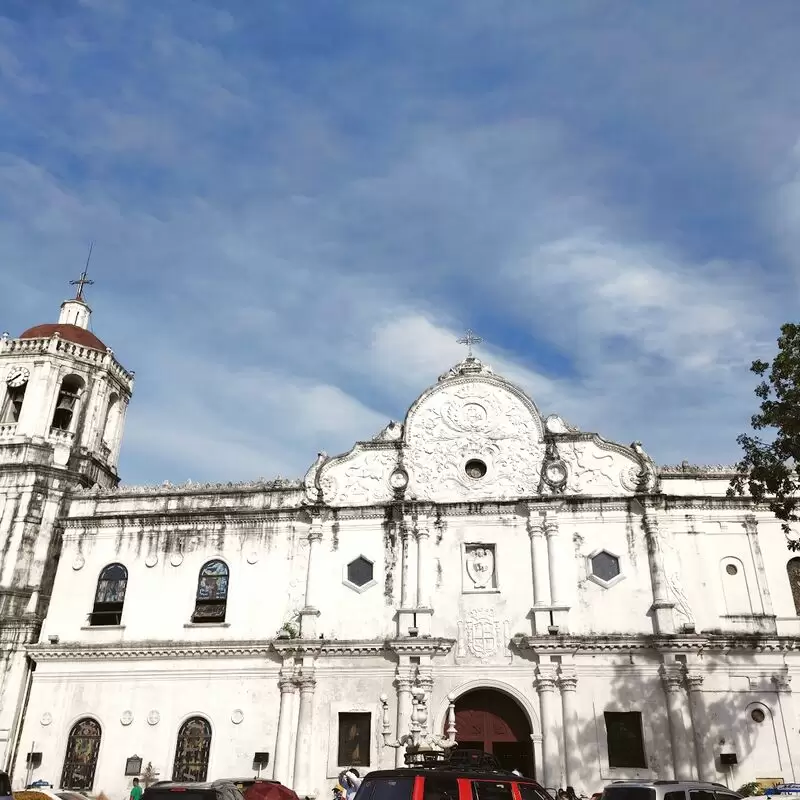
[357,778,414,800]
[603,788,657,800]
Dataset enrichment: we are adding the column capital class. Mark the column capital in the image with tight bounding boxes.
[535,665,558,693]
[686,672,704,692]
[544,519,559,537]
[296,674,316,692]
[557,670,578,692]
[659,664,685,693]
[278,674,296,694]
[772,671,792,694]
[527,519,545,538]
[416,525,431,540]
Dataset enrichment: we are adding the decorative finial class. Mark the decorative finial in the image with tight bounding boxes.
[70,241,95,301]
[456,328,482,358]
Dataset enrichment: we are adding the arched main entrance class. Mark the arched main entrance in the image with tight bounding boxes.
[451,689,534,777]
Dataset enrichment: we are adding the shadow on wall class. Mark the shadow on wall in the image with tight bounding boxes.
[568,645,789,795]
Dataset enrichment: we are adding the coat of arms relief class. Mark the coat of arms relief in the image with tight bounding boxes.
[456,607,511,664]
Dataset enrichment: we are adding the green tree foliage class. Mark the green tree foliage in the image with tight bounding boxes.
[729,323,800,547]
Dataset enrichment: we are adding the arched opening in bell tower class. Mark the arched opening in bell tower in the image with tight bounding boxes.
[450,688,534,777]
[52,374,85,431]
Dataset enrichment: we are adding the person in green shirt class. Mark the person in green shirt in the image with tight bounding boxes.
[130,778,143,800]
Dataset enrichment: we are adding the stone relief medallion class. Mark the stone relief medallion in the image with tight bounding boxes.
[169,552,183,567]
[72,554,85,571]
[246,552,258,565]
[231,709,244,725]
[147,710,160,726]
[121,710,133,726]
[40,712,52,727]
[145,553,158,568]
[465,547,495,589]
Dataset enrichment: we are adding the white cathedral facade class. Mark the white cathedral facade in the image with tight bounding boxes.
[2,288,800,799]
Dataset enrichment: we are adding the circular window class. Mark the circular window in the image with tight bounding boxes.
[726,564,739,576]
[465,459,487,479]
[751,708,766,724]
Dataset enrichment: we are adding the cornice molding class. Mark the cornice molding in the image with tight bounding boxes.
[28,637,456,662]
[72,477,304,499]
[60,493,763,528]
[514,633,800,654]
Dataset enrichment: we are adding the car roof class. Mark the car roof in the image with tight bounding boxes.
[146,782,239,790]
[363,769,541,782]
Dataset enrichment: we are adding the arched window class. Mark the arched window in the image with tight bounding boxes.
[90,564,128,626]
[52,374,84,431]
[60,718,102,790]
[787,559,800,615]
[192,560,229,623]
[172,717,212,782]
[720,557,754,615]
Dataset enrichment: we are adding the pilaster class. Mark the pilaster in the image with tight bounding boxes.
[536,663,561,792]
[686,672,714,781]
[557,667,579,787]
[292,673,317,798]
[660,663,695,780]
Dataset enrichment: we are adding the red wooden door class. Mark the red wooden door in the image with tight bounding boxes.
[451,690,533,776]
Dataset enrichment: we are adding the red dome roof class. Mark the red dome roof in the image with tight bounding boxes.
[19,323,107,351]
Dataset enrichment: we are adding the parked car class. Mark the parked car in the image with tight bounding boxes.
[142,780,245,800]
[240,780,298,800]
[1,771,11,800]
[11,788,88,800]
[601,780,743,800]
[354,750,551,800]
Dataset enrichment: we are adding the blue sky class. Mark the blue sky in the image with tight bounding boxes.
[2,0,799,485]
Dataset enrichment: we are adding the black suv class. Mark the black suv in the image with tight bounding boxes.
[354,751,552,800]
[143,780,245,800]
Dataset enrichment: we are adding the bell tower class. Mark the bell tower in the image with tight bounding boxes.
[0,272,134,772]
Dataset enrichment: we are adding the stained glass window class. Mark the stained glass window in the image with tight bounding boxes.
[60,718,101,790]
[172,717,212,782]
[192,559,229,622]
[90,563,128,626]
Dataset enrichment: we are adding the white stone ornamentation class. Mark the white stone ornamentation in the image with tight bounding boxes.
[40,712,52,726]
[72,554,85,571]
[147,710,160,726]
[464,545,496,590]
[457,607,510,662]
[145,553,158,568]
[231,709,244,724]
[121,710,133,726]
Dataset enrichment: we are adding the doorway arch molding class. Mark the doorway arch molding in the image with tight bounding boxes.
[433,678,542,738]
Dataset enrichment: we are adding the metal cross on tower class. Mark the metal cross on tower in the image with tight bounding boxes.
[70,242,95,301]
[457,328,482,358]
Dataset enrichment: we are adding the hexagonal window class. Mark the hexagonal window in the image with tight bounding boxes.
[344,556,376,593]
[591,551,620,581]
[587,549,624,588]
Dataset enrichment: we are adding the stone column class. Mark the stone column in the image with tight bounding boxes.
[660,665,695,780]
[640,509,676,635]
[531,734,544,783]
[536,665,561,792]
[299,517,323,638]
[395,673,414,767]
[273,674,296,784]
[772,671,798,782]
[687,673,714,782]
[292,676,316,797]
[416,525,431,608]
[528,516,551,606]
[545,519,564,606]
[744,515,775,618]
[558,669,579,787]
[400,526,412,608]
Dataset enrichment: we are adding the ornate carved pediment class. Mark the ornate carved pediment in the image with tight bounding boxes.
[314,361,659,507]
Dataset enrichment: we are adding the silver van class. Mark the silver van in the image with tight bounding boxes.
[602,780,742,800]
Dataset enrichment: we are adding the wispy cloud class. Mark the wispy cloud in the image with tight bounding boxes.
[1,1,800,483]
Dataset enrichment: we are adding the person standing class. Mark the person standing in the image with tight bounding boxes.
[130,778,143,800]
